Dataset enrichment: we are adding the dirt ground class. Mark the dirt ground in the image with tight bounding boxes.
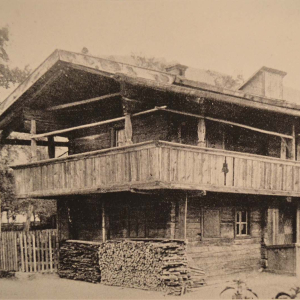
[0,271,299,299]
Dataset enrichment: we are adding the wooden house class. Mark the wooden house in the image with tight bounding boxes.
[1,50,300,280]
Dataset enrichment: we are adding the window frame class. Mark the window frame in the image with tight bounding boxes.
[235,210,250,237]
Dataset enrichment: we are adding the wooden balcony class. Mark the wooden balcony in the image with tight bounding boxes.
[11,140,300,198]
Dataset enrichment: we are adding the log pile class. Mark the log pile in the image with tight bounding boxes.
[58,241,101,283]
[98,239,192,295]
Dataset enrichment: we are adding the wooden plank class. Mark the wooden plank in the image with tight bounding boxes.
[28,233,32,272]
[19,232,25,272]
[130,151,138,182]
[226,156,234,187]
[31,119,37,162]
[178,150,186,182]
[49,232,53,273]
[210,154,217,186]
[246,159,252,188]
[47,93,121,111]
[102,201,106,242]
[24,233,28,272]
[99,156,106,185]
[36,232,40,272]
[193,152,202,184]
[286,166,293,192]
[0,235,2,270]
[41,232,44,272]
[32,233,37,272]
[161,147,170,182]
[186,150,194,183]
[201,153,208,185]
[14,232,18,271]
[45,231,49,271]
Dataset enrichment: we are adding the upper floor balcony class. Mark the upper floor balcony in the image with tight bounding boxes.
[11,140,300,199]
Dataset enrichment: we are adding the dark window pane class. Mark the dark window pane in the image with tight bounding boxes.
[236,224,240,235]
[241,224,247,235]
[236,212,240,222]
[242,211,247,222]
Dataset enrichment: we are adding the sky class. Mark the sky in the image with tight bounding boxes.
[1,0,300,98]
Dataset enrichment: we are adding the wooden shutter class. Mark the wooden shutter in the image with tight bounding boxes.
[203,209,220,238]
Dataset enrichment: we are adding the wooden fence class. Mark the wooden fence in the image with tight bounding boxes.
[0,229,58,273]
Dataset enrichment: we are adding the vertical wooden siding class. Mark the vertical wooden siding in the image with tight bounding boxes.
[12,141,300,197]
[159,142,300,195]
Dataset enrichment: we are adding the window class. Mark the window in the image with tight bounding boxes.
[115,128,125,147]
[236,210,248,236]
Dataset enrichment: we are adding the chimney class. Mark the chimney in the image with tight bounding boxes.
[165,64,188,77]
[239,66,287,99]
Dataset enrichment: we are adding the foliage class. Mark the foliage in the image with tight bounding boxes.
[15,199,56,222]
[131,53,168,71]
[0,143,55,222]
[220,279,258,299]
[0,26,31,88]
[206,70,244,90]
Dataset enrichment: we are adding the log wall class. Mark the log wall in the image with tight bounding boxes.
[70,113,168,154]
[184,195,263,278]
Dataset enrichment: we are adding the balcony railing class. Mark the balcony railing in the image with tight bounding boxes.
[11,140,300,198]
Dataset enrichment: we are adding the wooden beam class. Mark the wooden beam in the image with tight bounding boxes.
[296,202,300,277]
[46,93,121,111]
[0,129,12,143]
[158,107,293,140]
[102,201,106,242]
[48,136,55,159]
[30,120,37,161]
[1,139,68,147]
[0,50,60,118]
[32,106,166,139]
[292,124,296,160]
[184,193,188,241]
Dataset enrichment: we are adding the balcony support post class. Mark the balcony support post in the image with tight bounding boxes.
[296,201,300,277]
[124,114,133,145]
[281,138,287,159]
[292,124,296,160]
[30,119,37,161]
[197,118,206,147]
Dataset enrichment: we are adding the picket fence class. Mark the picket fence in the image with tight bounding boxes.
[0,229,58,273]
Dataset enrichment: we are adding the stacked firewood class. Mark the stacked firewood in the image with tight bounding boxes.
[58,241,101,283]
[98,239,192,295]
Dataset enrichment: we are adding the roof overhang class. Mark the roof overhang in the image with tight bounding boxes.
[1,50,300,134]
